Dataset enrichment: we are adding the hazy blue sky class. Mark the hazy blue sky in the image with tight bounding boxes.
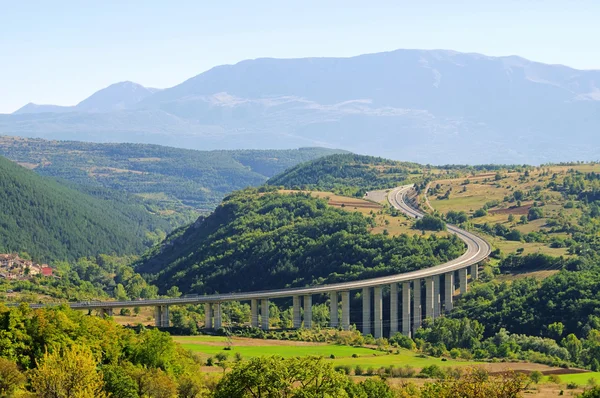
[1,0,598,113]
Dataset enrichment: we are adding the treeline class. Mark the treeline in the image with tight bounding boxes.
[267,154,422,197]
[136,189,465,294]
[0,156,171,262]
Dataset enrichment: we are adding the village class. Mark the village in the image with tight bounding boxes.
[0,254,53,280]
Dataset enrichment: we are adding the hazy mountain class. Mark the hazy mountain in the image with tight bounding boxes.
[13,103,74,114]
[3,49,600,164]
[76,81,160,112]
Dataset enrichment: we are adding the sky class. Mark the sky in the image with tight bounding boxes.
[1,0,599,113]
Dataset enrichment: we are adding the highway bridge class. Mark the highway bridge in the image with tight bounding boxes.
[26,185,491,338]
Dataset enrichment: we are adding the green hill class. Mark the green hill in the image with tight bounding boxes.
[135,188,465,294]
[0,156,172,262]
[267,154,424,197]
[0,136,346,212]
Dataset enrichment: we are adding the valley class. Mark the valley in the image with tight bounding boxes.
[1,152,600,397]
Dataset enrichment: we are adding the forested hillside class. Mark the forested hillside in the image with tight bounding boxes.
[0,136,344,211]
[268,154,424,197]
[0,156,171,262]
[136,188,465,294]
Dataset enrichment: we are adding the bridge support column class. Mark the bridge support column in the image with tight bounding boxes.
[213,303,221,330]
[292,296,301,328]
[444,272,454,312]
[99,308,113,318]
[402,282,411,336]
[154,305,170,327]
[204,303,212,329]
[459,268,468,295]
[390,283,398,336]
[412,279,422,335]
[341,291,350,331]
[471,263,479,281]
[425,277,435,321]
[251,299,259,328]
[304,295,312,328]
[434,275,441,318]
[362,287,371,336]
[374,286,383,339]
[329,292,338,328]
[261,299,270,330]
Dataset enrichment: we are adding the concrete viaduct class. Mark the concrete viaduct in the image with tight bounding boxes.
[26,185,491,338]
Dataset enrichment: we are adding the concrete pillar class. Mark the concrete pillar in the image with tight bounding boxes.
[154,306,162,327]
[154,306,169,327]
[304,295,312,328]
[292,296,301,329]
[434,275,441,318]
[261,299,270,330]
[99,308,113,318]
[402,282,411,336]
[373,286,383,339]
[162,305,170,327]
[459,268,468,295]
[362,287,371,336]
[471,263,479,281]
[341,291,350,331]
[412,279,422,335]
[445,272,454,312]
[390,283,398,336]
[329,291,338,328]
[214,303,222,329]
[425,277,435,321]
[251,299,259,328]
[204,303,212,329]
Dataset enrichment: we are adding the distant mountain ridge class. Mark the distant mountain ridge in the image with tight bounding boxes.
[13,81,159,114]
[3,49,600,164]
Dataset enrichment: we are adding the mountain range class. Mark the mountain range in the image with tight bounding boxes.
[3,49,600,164]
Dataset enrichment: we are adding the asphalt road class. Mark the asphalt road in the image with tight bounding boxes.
[27,185,491,309]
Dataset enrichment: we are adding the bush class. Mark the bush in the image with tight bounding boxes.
[473,208,488,218]
[419,365,446,379]
[530,370,543,384]
[354,365,364,376]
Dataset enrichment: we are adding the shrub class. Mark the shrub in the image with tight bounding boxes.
[354,365,364,376]
[530,370,543,384]
[419,365,446,379]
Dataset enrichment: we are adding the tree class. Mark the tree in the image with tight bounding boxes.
[528,207,544,221]
[508,214,515,223]
[0,357,25,396]
[214,356,349,398]
[128,367,177,398]
[580,386,600,397]
[547,322,564,340]
[30,344,106,398]
[102,364,139,398]
[166,286,181,298]
[177,373,209,398]
[529,370,543,384]
[513,191,524,201]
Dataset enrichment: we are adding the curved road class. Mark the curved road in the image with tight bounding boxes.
[27,185,491,309]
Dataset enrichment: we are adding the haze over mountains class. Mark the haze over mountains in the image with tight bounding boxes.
[3,49,600,164]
